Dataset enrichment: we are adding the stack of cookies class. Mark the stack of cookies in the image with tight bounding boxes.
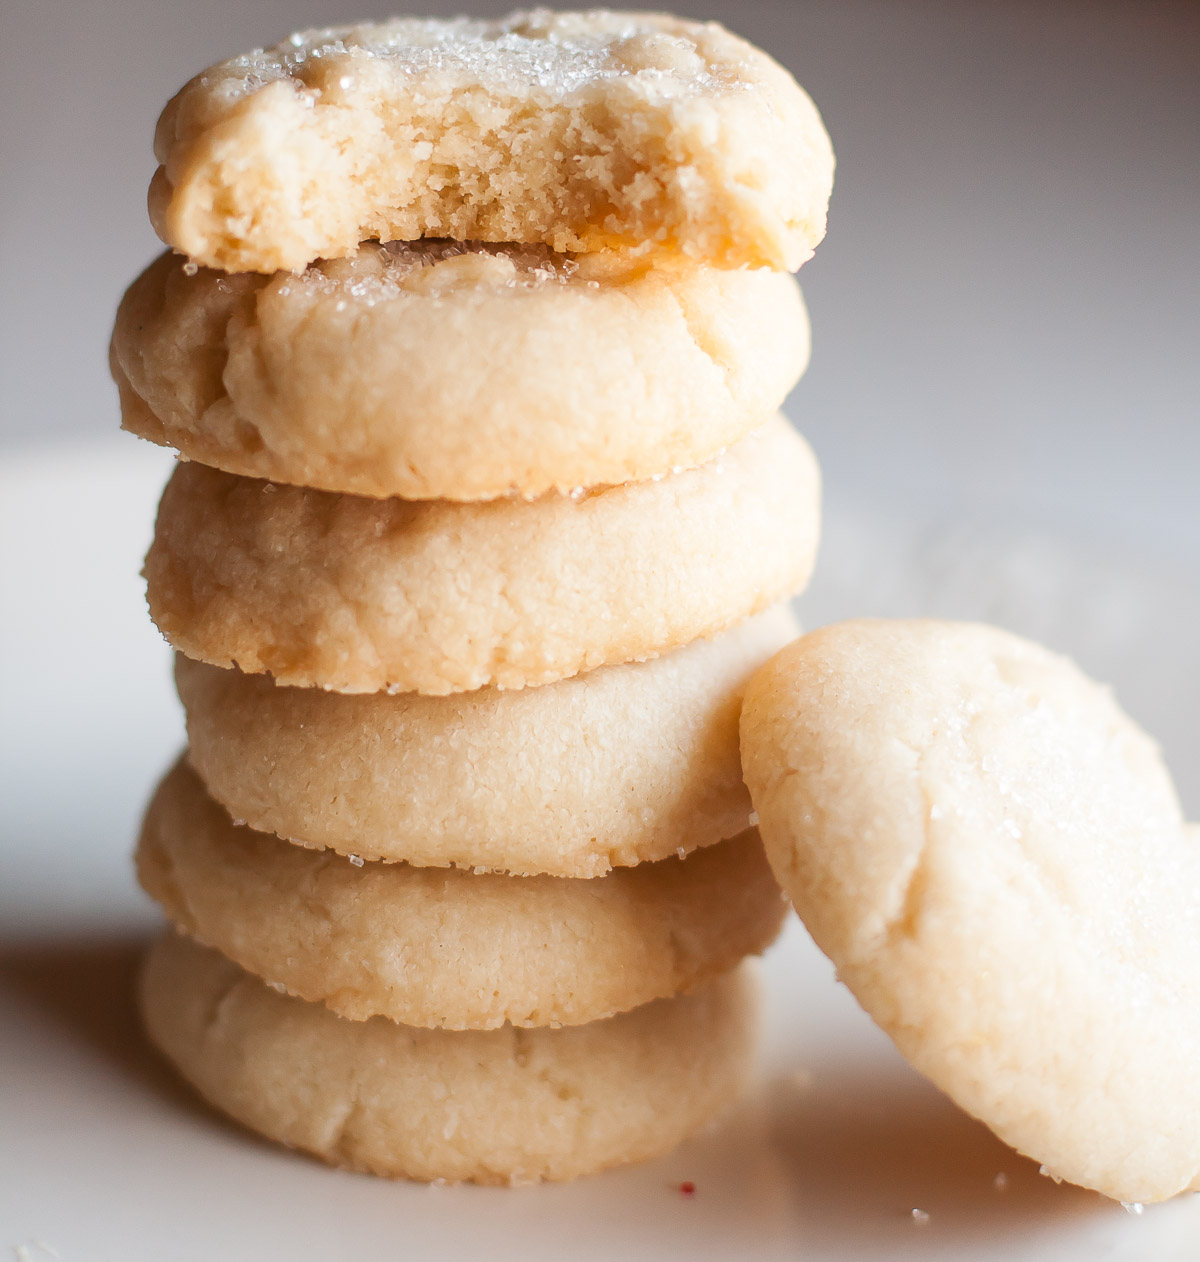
[111,11,834,1185]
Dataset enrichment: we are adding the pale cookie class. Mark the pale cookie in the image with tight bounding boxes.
[146,418,818,693]
[113,243,810,501]
[138,759,784,1030]
[740,619,1200,1204]
[141,933,759,1185]
[149,11,834,274]
[179,604,798,878]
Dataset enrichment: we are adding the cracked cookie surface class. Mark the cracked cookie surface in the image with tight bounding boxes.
[740,619,1200,1203]
[113,241,808,500]
[141,933,758,1184]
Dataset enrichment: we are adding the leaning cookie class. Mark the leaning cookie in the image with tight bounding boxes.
[150,12,833,274]
[113,244,809,501]
[179,605,798,878]
[138,760,784,1030]
[146,418,818,694]
[141,934,759,1185]
[740,619,1200,1205]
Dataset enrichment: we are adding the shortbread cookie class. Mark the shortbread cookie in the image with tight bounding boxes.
[138,760,784,1029]
[147,419,818,693]
[149,11,834,274]
[113,244,809,501]
[141,933,758,1184]
[740,619,1200,1204]
[179,605,797,877]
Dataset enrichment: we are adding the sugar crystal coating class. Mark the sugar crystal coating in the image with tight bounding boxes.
[112,242,810,500]
[742,619,1200,1204]
[150,9,834,272]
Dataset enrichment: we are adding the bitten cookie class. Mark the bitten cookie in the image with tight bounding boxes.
[141,934,759,1185]
[146,418,819,693]
[139,759,785,1030]
[149,11,834,274]
[179,605,798,878]
[113,244,810,501]
[740,619,1200,1205]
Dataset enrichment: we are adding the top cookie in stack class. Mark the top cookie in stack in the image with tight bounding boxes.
[116,10,834,1185]
[148,10,833,276]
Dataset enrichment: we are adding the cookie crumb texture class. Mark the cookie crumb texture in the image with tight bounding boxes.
[138,759,785,1029]
[112,242,809,501]
[140,933,759,1184]
[149,11,833,274]
[146,418,818,694]
[741,619,1200,1204]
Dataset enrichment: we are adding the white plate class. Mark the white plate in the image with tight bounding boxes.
[2,439,1197,1261]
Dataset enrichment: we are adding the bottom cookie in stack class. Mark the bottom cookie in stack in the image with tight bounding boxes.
[137,763,785,1182]
[142,933,760,1186]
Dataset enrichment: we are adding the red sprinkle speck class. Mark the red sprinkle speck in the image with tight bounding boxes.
[679,1181,696,1198]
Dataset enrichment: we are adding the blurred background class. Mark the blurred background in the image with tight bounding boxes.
[2,4,1199,1257]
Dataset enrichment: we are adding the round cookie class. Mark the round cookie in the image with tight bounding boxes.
[145,418,819,693]
[138,759,786,1030]
[178,605,799,878]
[740,619,1200,1204]
[140,933,759,1185]
[113,243,810,501]
[149,12,834,274]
